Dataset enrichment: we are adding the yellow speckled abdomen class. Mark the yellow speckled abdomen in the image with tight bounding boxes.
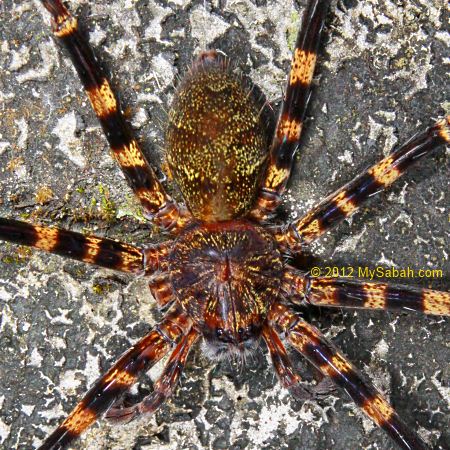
[166,51,268,221]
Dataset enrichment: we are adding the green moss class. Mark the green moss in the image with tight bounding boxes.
[116,194,145,222]
[98,184,117,222]
[287,11,300,52]
[92,282,112,296]
[2,255,15,264]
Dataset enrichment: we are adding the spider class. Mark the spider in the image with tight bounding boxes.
[0,0,449,449]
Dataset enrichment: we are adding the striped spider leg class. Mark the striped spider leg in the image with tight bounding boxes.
[39,305,193,450]
[267,302,432,450]
[282,268,450,317]
[274,117,450,249]
[0,217,171,275]
[251,0,330,219]
[41,0,189,232]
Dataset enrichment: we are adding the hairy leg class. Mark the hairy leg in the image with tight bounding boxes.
[251,0,330,219]
[38,306,190,450]
[274,117,449,250]
[40,0,188,231]
[282,268,450,316]
[268,302,429,450]
[105,328,198,423]
[0,217,145,273]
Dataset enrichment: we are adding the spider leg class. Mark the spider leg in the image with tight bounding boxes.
[268,302,430,450]
[262,323,307,398]
[282,268,450,316]
[0,217,152,273]
[105,327,198,423]
[40,0,189,232]
[275,117,449,250]
[263,324,320,400]
[148,273,175,308]
[251,0,330,220]
[38,305,190,450]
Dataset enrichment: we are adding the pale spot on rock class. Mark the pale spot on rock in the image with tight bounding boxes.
[52,111,86,168]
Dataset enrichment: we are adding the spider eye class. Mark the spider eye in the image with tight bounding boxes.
[216,328,224,337]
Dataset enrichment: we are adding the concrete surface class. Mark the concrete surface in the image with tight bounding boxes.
[0,0,448,449]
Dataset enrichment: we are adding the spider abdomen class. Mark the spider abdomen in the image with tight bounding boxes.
[166,51,269,222]
[169,221,283,358]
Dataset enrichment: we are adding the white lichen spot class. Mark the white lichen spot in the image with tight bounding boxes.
[29,348,43,367]
[430,371,450,403]
[246,388,302,445]
[131,107,148,129]
[8,45,30,71]
[0,417,10,445]
[337,149,353,164]
[0,141,10,155]
[51,111,86,168]
[392,210,413,228]
[333,226,367,255]
[0,304,18,334]
[89,25,107,47]
[84,353,101,388]
[16,40,58,84]
[373,338,389,360]
[47,308,73,325]
[388,181,409,205]
[21,405,35,416]
[190,5,230,51]
[143,2,173,43]
[150,54,175,90]
[377,252,398,268]
[15,117,28,150]
[59,370,83,397]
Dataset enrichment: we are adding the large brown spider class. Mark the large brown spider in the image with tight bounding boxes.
[0,0,449,449]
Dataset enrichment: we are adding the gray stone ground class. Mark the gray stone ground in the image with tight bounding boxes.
[0,0,449,449]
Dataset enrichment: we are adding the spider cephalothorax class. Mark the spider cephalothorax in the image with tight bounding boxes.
[169,220,283,358]
[1,1,449,449]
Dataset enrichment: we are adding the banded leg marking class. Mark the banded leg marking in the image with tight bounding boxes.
[251,0,330,219]
[283,269,450,316]
[39,306,190,450]
[278,117,450,249]
[269,303,430,450]
[41,0,188,231]
[149,273,175,308]
[262,325,312,399]
[0,218,143,273]
[105,327,198,423]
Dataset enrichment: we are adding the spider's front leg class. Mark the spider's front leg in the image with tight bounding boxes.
[268,302,430,450]
[105,327,198,423]
[262,323,334,400]
[251,0,330,219]
[282,267,450,316]
[39,305,191,450]
[275,117,449,250]
[40,0,189,232]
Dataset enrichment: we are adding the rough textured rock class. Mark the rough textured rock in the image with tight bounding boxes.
[0,1,448,449]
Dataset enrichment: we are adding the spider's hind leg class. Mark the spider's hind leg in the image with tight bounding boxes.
[278,117,449,249]
[283,268,450,316]
[262,323,336,400]
[41,0,188,232]
[251,0,330,220]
